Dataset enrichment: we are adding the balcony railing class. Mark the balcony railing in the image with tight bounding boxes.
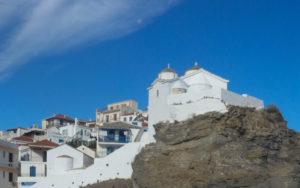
[98,135,130,143]
[0,161,18,168]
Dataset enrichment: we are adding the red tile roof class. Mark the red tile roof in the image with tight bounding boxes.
[28,140,59,148]
[13,136,34,143]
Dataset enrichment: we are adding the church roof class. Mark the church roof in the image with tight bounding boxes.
[160,64,176,73]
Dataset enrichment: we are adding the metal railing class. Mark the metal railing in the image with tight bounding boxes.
[98,135,130,143]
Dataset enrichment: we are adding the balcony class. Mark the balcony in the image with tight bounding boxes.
[98,135,130,143]
[0,160,18,168]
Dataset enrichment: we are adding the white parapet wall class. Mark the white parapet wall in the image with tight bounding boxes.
[18,142,147,188]
[221,89,264,109]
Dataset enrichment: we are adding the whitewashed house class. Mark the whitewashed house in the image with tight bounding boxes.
[120,111,148,128]
[0,140,18,188]
[59,123,92,142]
[46,127,66,144]
[97,122,142,157]
[2,128,29,142]
[19,140,59,179]
[47,144,94,176]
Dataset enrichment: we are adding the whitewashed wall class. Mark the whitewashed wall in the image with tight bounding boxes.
[47,145,93,176]
[221,89,264,109]
[148,81,172,133]
[169,98,227,122]
[20,161,46,177]
[18,142,146,188]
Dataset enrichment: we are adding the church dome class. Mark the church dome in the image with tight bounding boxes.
[187,73,212,92]
[158,65,178,80]
[171,79,188,94]
[185,62,201,76]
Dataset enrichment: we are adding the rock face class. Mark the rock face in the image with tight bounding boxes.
[132,106,300,188]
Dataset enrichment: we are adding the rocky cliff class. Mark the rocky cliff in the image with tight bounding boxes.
[132,106,300,188]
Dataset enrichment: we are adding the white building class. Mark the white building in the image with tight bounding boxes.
[19,140,59,180]
[17,141,148,188]
[2,128,29,142]
[0,140,18,188]
[46,127,66,144]
[18,144,94,187]
[97,122,142,157]
[47,144,94,176]
[120,111,148,128]
[59,124,92,142]
[148,64,264,132]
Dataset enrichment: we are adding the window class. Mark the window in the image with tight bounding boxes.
[106,115,109,123]
[9,153,13,163]
[156,90,159,97]
[8,172,13,182]
[3,171,5,178]
[3,151,5,158]
[43,151,47,162]
[113,114,117,121]
[123,117,127,122]
[129,117,133,121]
[21,153,29,161]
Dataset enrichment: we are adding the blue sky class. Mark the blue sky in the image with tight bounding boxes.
[0,0,299,131]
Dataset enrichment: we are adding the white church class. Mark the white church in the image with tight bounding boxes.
[148,63,264,128]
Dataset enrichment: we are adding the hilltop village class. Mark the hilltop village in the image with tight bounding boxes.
[0,64,263,188]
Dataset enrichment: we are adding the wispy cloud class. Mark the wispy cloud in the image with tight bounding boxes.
[0,0,180,77]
